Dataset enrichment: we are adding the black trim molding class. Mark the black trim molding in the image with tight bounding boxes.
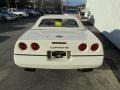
[14,54,103,57]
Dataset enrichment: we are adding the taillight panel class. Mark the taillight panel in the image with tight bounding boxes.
[91,43,99,51]
[19,42,27,50]
[78,43,87,51]
[31,43,40,50]
[78,43,100,52]
[18,42,40,51]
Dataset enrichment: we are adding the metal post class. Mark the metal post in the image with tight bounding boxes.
[61,0,63,12]
[33,0,36,9]
[66,0,69,10]
[41,0,43,10]
[15,0,17,9]
[6,0,10,8]
[67,0,68,6]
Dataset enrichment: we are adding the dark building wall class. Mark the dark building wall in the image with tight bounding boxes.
[0,0,6,7]
[0,0,15,8]
[43,0,62,11]
[0,0,27,8]
[0,0,63,10]
[8,0,15,8]
[16,0,28,9]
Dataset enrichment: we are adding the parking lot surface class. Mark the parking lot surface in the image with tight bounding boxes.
[0,18,120,90]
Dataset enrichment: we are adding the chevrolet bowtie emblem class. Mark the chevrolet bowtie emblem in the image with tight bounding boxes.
[56,35,63,38]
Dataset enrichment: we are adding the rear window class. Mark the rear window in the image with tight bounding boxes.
[39,19,79,27]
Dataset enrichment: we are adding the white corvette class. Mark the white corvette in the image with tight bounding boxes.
[14,15,104,71]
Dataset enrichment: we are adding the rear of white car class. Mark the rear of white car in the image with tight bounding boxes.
[14,15,104,69]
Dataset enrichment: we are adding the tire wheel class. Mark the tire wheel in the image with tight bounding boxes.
[24,68,36,72]
[19,14,23,18]
[77,68,93,72]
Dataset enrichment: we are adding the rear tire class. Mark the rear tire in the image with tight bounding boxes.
[24,68,36,72]
[77,68,93,72]
[19,14,23,18]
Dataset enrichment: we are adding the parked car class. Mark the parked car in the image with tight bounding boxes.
[23,9,39,16]
[35,9,44,16]
[8,8,29,17]
[44,10,52,14]
[64,9,81,19]
[1,11,18,19]
[14,15,104,71]
[0,12,17,21]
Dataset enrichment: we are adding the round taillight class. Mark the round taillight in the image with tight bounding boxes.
[76,15,80,19]
[19,42,27,50]
[91,43,99,51]
[78,43,87,51]
[31,43,40,50]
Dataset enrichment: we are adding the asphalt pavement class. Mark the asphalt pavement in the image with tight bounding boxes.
[0,17,120,90]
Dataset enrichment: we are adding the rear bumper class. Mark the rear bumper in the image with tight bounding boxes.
[14,55,103,69]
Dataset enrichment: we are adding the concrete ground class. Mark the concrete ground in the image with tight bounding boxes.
[0,17,120,90]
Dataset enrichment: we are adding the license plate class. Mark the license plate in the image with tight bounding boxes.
[47,51,71,60]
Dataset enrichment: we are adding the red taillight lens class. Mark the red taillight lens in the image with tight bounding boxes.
[91,43,99,51]
[76,15,81,19]
[78,43,87,51]
[19,42,27,50]
[31,43,40,50]
[77,15,80,18]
